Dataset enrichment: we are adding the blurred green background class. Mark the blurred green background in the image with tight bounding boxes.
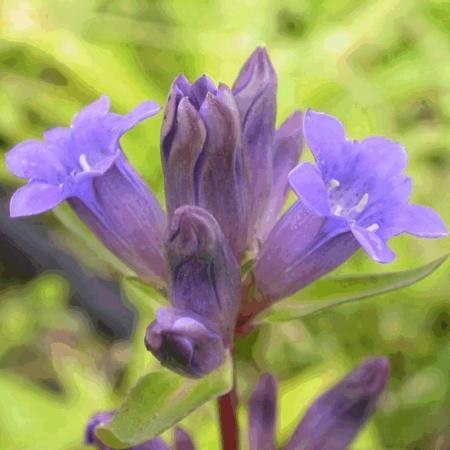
[0,0,449,449]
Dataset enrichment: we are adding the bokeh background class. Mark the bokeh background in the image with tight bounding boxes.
[0,0,449,449]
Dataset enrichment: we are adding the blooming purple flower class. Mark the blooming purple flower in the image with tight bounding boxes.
[6,96,167,289]
[233,48,303,247]
[248,358,389,450]
[254,109,447,301]
[161,75,248,261]
[145,206,241,377]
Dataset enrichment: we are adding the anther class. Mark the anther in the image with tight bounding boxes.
[355,193,369,213]
[79,154,91,171]
[366,223,379,232]
[327,178,340,191]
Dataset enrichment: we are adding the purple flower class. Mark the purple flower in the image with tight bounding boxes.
[174,427,196,450]
[233,48,303,246]
[254,109,447,301]
[161,75,248,261]
[284,357,390,450]
[145,206,241,377]
[6,97,167,288]
[248,358,389,450]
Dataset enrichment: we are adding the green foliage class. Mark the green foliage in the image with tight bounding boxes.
[97,355,233,448]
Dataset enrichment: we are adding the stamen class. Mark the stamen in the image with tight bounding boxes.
[327,178,340,191]
[332,204,343,216]
[366,223,379,232]
[79,153,91,171]
[354,193,369,213]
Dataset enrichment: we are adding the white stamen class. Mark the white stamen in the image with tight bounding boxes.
[332,204,343,216]
[355,193,369,213]
[327,178,340,191]
[79,153,90,171]
[366,223,379,232]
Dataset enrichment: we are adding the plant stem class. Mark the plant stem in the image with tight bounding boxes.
[218,384,239,450]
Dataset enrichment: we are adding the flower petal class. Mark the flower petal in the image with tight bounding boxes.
[10,181,65,217]
[303,109,347,178]
[257,110,303,241]
[288,162,330,216]
[72,95,111,127]
[174,427,196,450]
[119,100,160,134]
[351,226,396,263]
[403,204,448,238]
[6,140,65,184]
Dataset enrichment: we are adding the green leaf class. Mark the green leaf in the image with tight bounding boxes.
[96,353,233,449]
[259,254,449,323]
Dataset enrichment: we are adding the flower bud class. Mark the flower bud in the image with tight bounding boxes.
[284,357,390,450]
[166,206,241,343]
[233,47,277,241]
[145,307,225,378]
[174,427,196,450]
[248,374,277,450]
[161,76,248,260]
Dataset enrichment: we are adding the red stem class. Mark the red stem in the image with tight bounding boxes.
[218,384,239,450]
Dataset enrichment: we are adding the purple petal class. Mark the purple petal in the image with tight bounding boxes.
[254,203,355,302]
[257,111,303,241]
[249,374,277,450]
[233,47,277,242]
[72,96,111,127]
[403,204,448,238]
[6,140,65,184]
[134,437,171,450]
[145,307,225,378]
[197,85,248,260]
[85,410,115,445]
[351,226,396,263]
[118,100,160,135]
[10,181,65,218]
[174,427,196,450]
[303,109,348,179]
[285,357,390,450]
[288,162,330,216]
[163,97,206,215]
[166,206,241,343]
[189,75,217,109]
[70,155,167,289]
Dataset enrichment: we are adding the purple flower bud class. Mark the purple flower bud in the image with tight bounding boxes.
[248,374,277,450]
[85,410,171,450]
[6,97,167,289]
[166,206,241,343]
[161,76,248,260]
[284,357,390,450]
[145,307,225,378]
[233,47,277,242]
[174,427,196,450]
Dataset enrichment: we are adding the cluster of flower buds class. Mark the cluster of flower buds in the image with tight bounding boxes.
[6,48,447,379]
[85,357,389,450]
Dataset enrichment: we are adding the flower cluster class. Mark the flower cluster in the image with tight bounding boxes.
[85,357,389,450]
[6,47,447,382]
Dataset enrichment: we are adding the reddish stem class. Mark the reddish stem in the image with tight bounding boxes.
[217,373,239,450]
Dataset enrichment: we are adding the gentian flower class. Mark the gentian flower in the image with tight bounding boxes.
[249,357,389,450]
[232,47,303,246]
[161,75,248,261]
[253,109,448,302]
[6,96,167,289]
[85,411,195,449]
[145,206,241,377]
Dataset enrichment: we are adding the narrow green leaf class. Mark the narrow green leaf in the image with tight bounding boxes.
[96,353,233,449]
[259,254,448,323]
